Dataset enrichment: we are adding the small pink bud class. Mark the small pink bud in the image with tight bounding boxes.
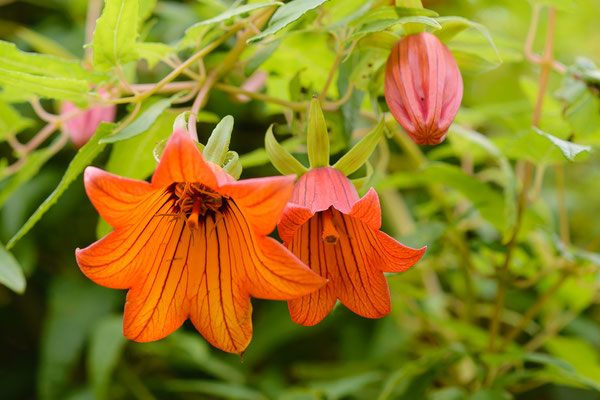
[385,32,463,145]
[61,89,116,148]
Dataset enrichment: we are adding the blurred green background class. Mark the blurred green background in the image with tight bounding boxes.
[1,0,600,399]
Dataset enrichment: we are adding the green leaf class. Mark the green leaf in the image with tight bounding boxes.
[195,2,282,27]
[105,110,176,180]
[160,380,268,400]
[203,115,234,166]
[381,163,507,233]
[101,92,184,143]
[349,15,441,41]
[350,6,438,27]
[38,277,118,400]
[449,126,517,236]
[244,40,280,76]
[136,42,174,69]
[92,0,140,71]
[7,123,114,249]
[312,372,382,400]
[0,138,61,206]
[0,101,35,141]
[248,0,330,43]
[434,16,500,61]
[0,68,92,104]
[533,127,592,161]
[87,316,126,400]
[349,49,388,91]
[468,389,510,400]
[0,40,104,82]
[0,241,25,293]
[334,118,384,176]
[264,124,307,176]
[307,96,330,168]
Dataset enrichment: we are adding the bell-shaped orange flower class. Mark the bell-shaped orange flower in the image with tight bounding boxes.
[385,32,463,145]
[278,167,426,326]
[76,128,326,354]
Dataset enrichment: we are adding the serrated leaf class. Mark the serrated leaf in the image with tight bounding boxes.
[532,127,591,161]
[350,6,438,27]
[0,68,91,104]
[101,92,184,143]
[92,0,140,71]
[349,15,440,42]
[333,118,384,176]
[136,42,174,69]
[248,0,330,43]
[435,16,500,61]
[7,123,114,249]
[264,124,308,175]
[0,241,25,293]
[0,101,35,141]
[0,40,104,82]
[196,2,282,27]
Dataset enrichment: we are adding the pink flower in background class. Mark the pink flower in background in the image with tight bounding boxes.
[61,89,116,148]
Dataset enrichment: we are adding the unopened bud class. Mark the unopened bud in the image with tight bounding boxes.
[61,89,116,148]
[385,32,463,145]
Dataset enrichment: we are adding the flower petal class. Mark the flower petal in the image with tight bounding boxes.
[219,175,295,236]
[288,209,408,324]
[287,213,338,326]
[123,218,194,342]
[83,167,153,228]
[76,188,174,289]
[373,230,426,273]
[278,203,314,244]
[151,127,218,189]
[291,167,359,214]
[347,187,381,230]
[189,211,254,354]
[224,201,326,300]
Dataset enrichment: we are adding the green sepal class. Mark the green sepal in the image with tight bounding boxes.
[223,150,242,179]
[265,124,308,176]
[333,117,385,176]
[307,96,330,168]
[203,115,234,166]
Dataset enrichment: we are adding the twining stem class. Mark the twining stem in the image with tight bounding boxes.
[109,28,239,105]
[319,50,343,102]
[487,5,557,356]
[187,7,276,139]
[214,82,306,110]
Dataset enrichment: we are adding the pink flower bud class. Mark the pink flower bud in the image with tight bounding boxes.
[385,32,463,145]
[61,89,116,148]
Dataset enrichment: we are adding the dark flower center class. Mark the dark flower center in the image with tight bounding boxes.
[170,182,227,229]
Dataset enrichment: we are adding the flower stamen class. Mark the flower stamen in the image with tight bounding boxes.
[321,209,340,244]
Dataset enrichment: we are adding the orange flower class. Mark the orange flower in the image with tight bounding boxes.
[279,167,426,326]
[76,128,326,353]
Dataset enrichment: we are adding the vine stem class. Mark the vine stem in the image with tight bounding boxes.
[187,7,276,140]
[487,3,557,361]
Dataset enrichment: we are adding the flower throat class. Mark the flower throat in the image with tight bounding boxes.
[170,182,226,230]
